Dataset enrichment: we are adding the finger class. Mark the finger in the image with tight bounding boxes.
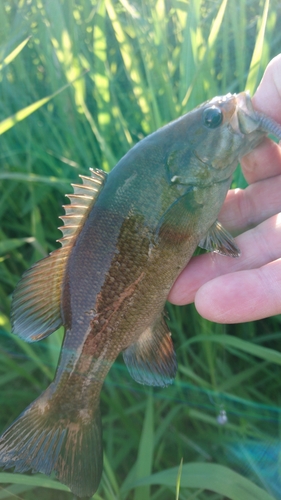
[168,213,281,305]
[241,54,281,184]
[253,54,281,123]
[194,259,281,323]
[218,173,281,233]
[241,139,281,184]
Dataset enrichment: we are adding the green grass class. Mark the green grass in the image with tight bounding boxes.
[1,0,281,498]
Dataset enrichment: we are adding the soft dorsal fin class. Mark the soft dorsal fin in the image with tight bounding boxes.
[12,247,68,341]
[11,168,107,342]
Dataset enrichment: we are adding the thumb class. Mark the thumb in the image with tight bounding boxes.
[252,53,281,122]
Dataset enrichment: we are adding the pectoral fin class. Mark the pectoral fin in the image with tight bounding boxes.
[123,313,177,387]
[199,220,240,257]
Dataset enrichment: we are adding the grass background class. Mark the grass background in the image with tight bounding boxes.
[1,0,281,498]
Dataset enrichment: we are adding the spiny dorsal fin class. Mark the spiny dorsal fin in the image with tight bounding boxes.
[58,168,107,247]
[11,168,107,342]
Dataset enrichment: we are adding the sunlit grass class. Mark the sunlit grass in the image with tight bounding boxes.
[0,0,281,499]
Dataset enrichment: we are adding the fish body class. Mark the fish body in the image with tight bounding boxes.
[1,92,280,498]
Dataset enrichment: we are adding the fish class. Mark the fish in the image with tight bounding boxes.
[1,91,281,499]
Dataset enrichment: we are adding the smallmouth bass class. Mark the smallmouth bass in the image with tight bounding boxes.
[1,92,281,498]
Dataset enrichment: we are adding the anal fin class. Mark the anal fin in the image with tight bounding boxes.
[199,220,240,257]
[123,313,177,387]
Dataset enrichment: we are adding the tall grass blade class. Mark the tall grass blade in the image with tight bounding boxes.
[185,334,281,366]
[175,458,183,500]
[181,0,228,108]
[245,0,270,94]
[133,392,154,500]
[0,36,30,71]
[128,462,275,500]
[0,73,87,135]
[0,473,69,492]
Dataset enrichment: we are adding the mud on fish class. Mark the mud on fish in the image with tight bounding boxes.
[1,92,281,498]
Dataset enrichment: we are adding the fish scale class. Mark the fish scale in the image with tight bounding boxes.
[1,92,281,498]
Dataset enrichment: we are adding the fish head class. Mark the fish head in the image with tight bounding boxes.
[167,91,271,187]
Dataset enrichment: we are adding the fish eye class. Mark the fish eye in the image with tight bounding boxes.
[203,106,223,129]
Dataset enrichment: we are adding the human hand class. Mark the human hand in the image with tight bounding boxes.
[168,54,281,323]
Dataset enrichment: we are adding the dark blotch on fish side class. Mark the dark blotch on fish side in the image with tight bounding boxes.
[1,91,281,498]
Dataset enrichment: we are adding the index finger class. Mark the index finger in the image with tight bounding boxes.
[241,54,281,184]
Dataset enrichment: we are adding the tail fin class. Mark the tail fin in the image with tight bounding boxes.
[0,388,103,498]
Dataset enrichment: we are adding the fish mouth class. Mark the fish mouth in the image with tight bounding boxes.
[230,91,261,136]
[232,91,281,140]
